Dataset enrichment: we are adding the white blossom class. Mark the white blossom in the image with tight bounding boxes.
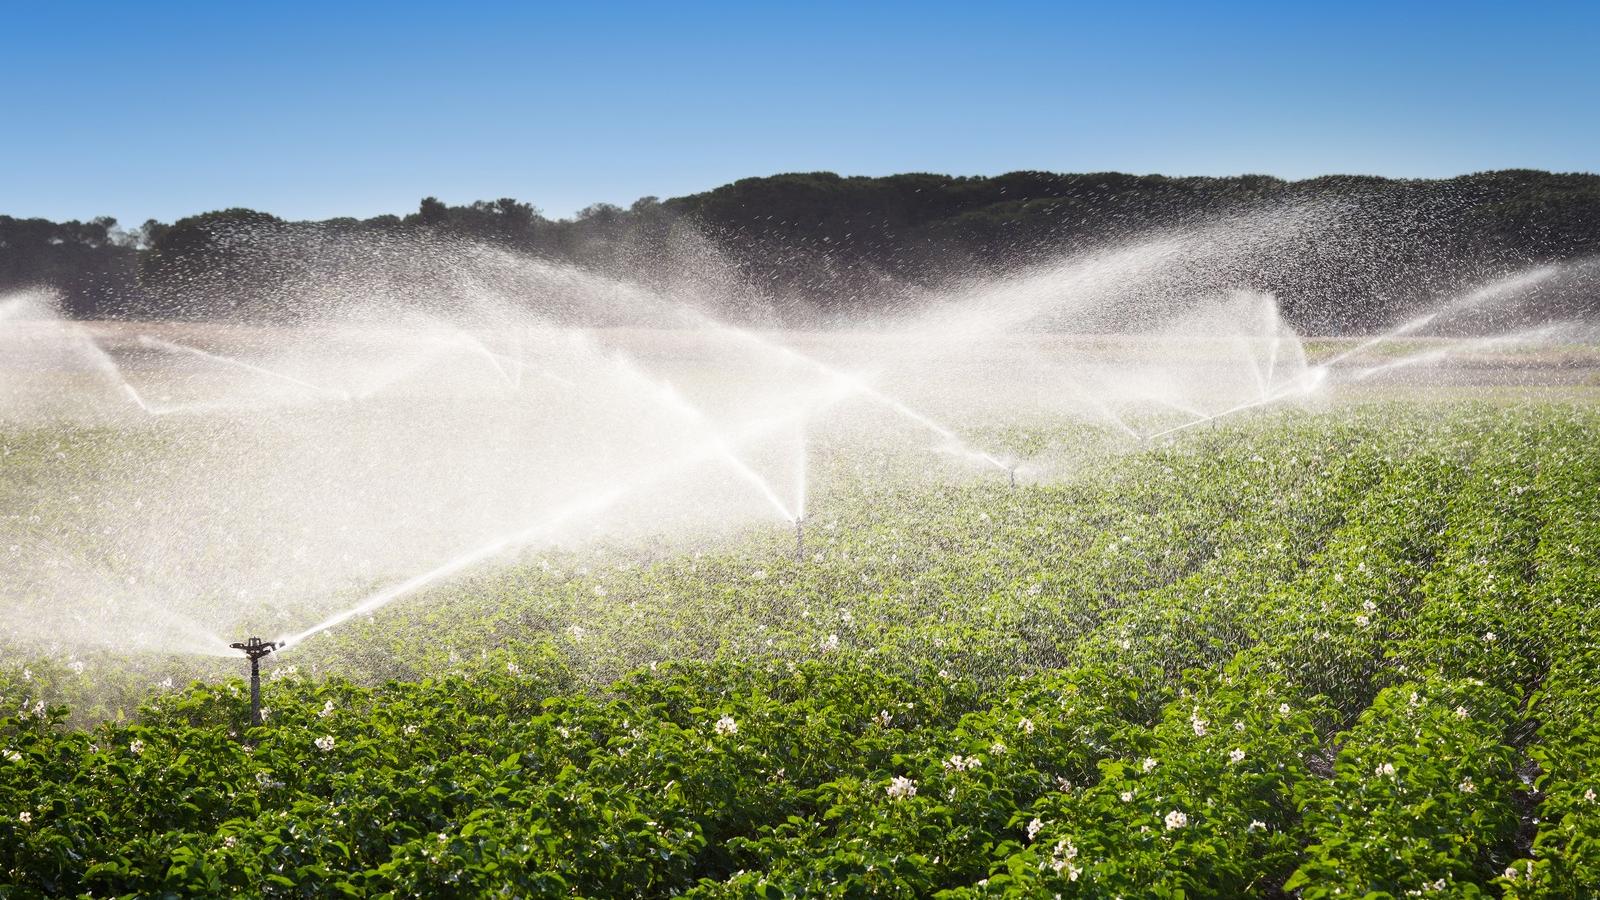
[1458,777,1476,794]
[18,811,31,824]
[944,754,981,772]
[1018,717,1035,735]
[1026,817,1044,840]
[886,776,917,800]
[1048,839,1081,880]
[1142,757,1158,773]
[1229,748,1246,764]
[1248,819,1267,832]
[129,739,145,756]
[713,716,738,737]
[315,735,336,752]
[1164,809,1188,830]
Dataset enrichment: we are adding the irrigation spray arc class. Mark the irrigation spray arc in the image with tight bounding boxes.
[0,242,1590,687]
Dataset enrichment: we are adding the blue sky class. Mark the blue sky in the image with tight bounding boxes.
[2,1,1596,226]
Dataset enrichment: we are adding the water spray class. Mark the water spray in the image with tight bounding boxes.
[794,515,805,564]
[228,636,278,727]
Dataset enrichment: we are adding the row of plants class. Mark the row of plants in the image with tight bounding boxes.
[4,403,1600,896]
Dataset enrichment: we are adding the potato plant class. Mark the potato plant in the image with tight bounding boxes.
[4,403,1600,897]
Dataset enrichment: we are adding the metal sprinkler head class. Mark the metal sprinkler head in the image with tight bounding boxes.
[229,636,278,661]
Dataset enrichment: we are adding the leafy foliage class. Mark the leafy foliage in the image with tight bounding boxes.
[4,404,1600,895]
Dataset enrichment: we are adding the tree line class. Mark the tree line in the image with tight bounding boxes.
[3,169,1597,332]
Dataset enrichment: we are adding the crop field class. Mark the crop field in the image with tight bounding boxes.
[5,393,1600,898]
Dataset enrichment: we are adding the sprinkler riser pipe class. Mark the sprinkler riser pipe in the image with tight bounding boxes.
[229,637,278,729]
[249,658,262,727]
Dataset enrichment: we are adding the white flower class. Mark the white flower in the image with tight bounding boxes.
[714,716,738,737]
[506,661,523,676]
[750,569,768,581]
[1409,692,1421,708]
[886,775,917,800]
[1375,762,1396,778]
[1018,717,1035,735]
[874,709,893,728]
[319,700,336,717]
[1049,839,1080,879]
[18,811,31,824]
[129,739,145,756]
[223,835,237,848]
[403,724,419,736]
[944,754,978,772]
[1362,599,1377,613]
[1458,777,1476,794]
[1233,720,1246,733]
[1504,866,1519,880]
[1142,757,1158,773]
[1191,714,1208,737]
[1248,819,1266,832]
[1229,748,1246,765]
[1026,817,1044,840]
[820,633,839,652]
[1055,775,1074,792]
[990,741,1007,756]
[1120,790,1135,802]
[1455,706,1469,719]
[1586,788,1597,803]
[2,749,20,763]
[1164,809,1188,830]
[315,735,336,752]
[1484,631,1497,642]
[1278,702,1291,718]
[1355,614,1371,628]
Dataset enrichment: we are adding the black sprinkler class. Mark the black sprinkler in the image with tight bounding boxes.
[229,637,278,727]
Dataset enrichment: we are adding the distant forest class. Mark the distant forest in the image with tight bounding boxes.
[3,170,1598,332]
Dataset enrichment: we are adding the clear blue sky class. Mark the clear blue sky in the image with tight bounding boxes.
[2,0,1596,226]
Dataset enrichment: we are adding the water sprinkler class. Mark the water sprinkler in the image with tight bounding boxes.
[1008,466,1017,489]
[794,516,806,564]
[229,637,278,727]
